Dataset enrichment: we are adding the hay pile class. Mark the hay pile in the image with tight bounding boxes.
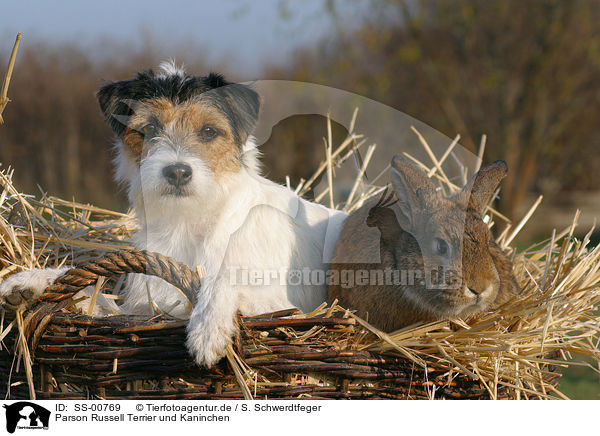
[0,115,599,400]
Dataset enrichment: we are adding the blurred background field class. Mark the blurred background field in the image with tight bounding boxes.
[1,0,599,398]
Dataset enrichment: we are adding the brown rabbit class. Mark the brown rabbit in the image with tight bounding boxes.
[328,155,519,331]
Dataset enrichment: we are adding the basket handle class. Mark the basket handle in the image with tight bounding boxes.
[40,249,201,305]
[17,250,200,357]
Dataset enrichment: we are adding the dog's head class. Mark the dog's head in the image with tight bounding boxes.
[97,61,260,217]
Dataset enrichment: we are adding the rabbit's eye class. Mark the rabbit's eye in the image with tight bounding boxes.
[433,238,449,256]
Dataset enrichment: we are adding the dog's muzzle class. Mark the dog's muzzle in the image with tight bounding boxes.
[162,163,192,188]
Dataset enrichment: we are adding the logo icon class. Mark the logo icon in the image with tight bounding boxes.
[3,402,50,433]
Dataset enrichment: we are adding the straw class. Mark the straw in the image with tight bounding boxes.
[0,33,21,124]
[0,110,599,400]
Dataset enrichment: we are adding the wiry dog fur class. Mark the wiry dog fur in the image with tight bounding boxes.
[0,61,347,366]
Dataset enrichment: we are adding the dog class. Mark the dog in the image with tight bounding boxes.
[0,61,347,366]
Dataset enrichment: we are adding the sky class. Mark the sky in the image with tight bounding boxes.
[1,0,351,76]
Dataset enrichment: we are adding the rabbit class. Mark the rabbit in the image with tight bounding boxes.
[328,155,519,332]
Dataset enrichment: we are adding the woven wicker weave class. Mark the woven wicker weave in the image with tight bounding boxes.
[0,250,556,400]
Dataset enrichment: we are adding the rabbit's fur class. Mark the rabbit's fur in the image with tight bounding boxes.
[328,156,519,331]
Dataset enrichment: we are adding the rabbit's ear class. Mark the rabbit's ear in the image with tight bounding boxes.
[464,160,508,213]
[390,155,437,229]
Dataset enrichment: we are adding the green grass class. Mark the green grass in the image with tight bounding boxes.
[559,356,600,399]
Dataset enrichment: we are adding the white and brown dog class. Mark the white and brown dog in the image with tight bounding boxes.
[0,61,347,366]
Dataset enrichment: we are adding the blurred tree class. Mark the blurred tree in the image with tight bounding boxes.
[0,40,216,209]
[2,2,600,220]
[260,114,348,193]
[269,0,600,219]
[0,37,345,209]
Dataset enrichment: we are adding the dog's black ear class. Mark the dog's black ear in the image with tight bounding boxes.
[222,83,261,145]
[204,73,261,145]
[204,72,229,89]
[97,79,138,136]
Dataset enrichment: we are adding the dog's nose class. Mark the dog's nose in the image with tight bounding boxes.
[162,163,192,187]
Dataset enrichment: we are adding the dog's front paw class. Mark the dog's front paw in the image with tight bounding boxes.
[186,323,234,367]
[0,268,68,311]
[0,285,37,311]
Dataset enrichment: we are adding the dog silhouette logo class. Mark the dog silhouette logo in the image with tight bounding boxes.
[3,402,50,433]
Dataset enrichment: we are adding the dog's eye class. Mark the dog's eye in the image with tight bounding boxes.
[141,123,158,138]
[198,126,218,141]
[433,238,450,256]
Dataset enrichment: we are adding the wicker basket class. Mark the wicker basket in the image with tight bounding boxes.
[0,250,557,400]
